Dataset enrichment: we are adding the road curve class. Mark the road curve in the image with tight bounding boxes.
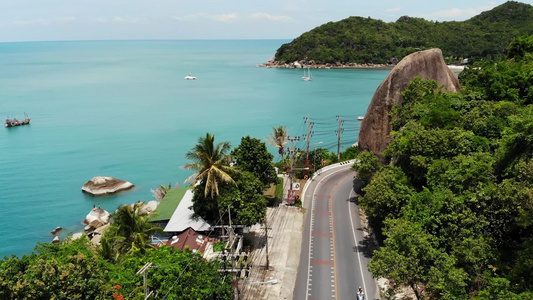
[293,164,380,300]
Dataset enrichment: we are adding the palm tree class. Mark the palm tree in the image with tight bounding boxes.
[182,133,237,227]
[265,125,288,158]
[266,125,288,172]
[151,182,175,202]
[99,203,162,260]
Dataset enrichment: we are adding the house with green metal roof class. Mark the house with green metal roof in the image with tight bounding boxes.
[149,187,190,223]
[149,186,211,234]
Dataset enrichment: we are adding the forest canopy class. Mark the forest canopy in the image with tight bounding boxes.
[352,35,533,298]
[274,1,533,64]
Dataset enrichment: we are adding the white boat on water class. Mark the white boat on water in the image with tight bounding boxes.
[357,116,364,121]
[302,68,312,81]
[184,74,197,80]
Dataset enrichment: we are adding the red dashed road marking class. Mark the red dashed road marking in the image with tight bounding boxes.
[313,210,331,215]
[312,232,332,237]
[322,181,339,186]
[310,260,333,265]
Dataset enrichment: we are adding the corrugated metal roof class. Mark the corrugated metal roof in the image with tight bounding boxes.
[149,187,190,222]
[163,189,211,232]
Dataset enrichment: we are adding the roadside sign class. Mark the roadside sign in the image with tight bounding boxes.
[288,189,295,204]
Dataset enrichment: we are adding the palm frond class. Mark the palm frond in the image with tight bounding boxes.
[265,125,288,148]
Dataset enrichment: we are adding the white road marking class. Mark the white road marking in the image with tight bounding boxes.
[305,170,342,300]
[349,188,368,295]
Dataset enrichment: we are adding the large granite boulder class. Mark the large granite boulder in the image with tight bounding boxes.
[358,48,461,158]
[84,207,111,231]
[82,176,134,196]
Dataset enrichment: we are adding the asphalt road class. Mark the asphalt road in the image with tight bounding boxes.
[293,164,380,300]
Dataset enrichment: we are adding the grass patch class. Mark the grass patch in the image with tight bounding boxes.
[275,177,284,199]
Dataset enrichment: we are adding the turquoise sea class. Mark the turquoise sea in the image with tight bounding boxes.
[0,40,389,257]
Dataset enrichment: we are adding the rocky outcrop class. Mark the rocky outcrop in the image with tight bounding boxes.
[139,200,159,215]
[358,48,461,158]
[82,176,134,196]
[260,59,392,69]
[83,207,111,231]
[50,226,62,235]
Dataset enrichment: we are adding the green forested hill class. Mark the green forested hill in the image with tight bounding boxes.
[274,1,533,64]
[352,35,533,299]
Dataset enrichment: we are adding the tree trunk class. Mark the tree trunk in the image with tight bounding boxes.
[410,282,421,300]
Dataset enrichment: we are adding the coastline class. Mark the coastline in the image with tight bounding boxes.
[259,60,394,70]
[0,40,387,258]
[259,60,466,73]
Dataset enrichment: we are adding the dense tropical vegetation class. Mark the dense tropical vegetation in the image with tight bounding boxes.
[190,135,278,226]
[183,133,238,232]
[275,1,533,64]
[352,35,533,298]
[99,203,162,262]
[0,237,231,299]
[0,132,297,299]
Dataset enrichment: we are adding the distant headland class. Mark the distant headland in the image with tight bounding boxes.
[267,1,532,66]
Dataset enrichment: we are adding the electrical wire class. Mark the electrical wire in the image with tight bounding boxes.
[160,162,279,300]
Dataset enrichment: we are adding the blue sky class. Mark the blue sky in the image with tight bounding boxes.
[0,0,530,42]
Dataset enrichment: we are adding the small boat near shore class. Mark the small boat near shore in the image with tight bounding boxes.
[357,116,364,121]
[5,114,31,127]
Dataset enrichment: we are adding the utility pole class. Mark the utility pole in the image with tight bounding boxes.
[136,262,153,299]
[228,205,238,300]
[304,116,314,164]
[286,136,300,204]
[228,205,234,246]
[336,116,344,160]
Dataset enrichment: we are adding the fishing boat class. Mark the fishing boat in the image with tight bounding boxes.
[184,74,197,80]
[302,68,312,81]
[5,114,31,127]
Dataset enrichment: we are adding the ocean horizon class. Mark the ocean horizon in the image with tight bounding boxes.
[0,39,389,257]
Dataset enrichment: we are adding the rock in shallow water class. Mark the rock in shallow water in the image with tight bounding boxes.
[81,176,134,196]
[50,226,62,235]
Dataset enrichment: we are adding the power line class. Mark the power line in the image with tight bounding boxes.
[160,161,279,300]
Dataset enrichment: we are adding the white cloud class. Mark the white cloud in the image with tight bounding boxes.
[479,2,498,12]
[90,17,107,24]
[113,16,137,23]
[214,13,238,22]
[14,17,75,26]
[386,7,402,13]
[420,2,498,20]
[250,12,292,22]
[174,13,238,22]
[56,17,75,23]
[13,18,50,26]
